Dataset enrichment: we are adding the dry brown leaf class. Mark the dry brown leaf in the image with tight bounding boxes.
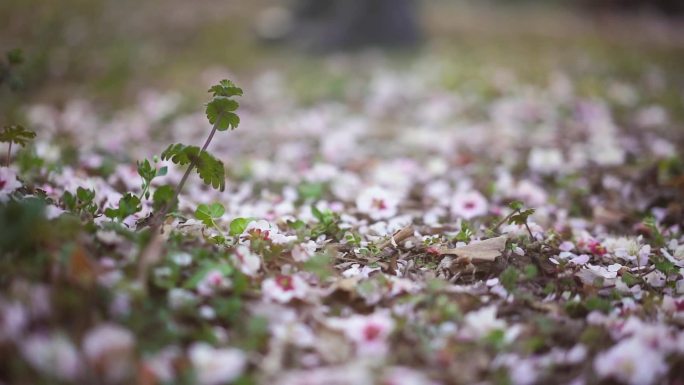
[440,235,508,263]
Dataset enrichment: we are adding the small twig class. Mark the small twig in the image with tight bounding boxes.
[377,225,414,250]
[493,211,515,232]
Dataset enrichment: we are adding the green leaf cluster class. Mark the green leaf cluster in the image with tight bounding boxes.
[509,209,536,226]
[206,79,243,131]
[137,158,167,200]
[311,205,342,239]
[642,215,665,248]
[114,79,242,228]
[105,193,142,221]
[454,221,474,243]
[62,187,98,218]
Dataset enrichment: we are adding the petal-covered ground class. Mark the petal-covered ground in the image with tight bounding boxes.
[2,10,684,384]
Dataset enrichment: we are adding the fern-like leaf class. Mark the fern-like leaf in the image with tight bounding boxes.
[0,125,36,146]
[160,143,225,192]
[161,143,198,166]
[196,151,226,191]
[208,79,243,98]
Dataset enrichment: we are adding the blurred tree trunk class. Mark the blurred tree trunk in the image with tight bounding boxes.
[291,0,421,50]
[578,0,684,14]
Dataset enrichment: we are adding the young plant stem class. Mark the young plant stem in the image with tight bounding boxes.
[148,115,223,230]
[493,208,534,239]
[6,142,11,167]
[524,222,534,240]
[493,211,516,233]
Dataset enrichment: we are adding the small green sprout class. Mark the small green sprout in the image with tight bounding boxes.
[105,193,142,221]
[1,125,36,166]
[142,79,243,229]
[493,200,536,239]
[137,157,167,200]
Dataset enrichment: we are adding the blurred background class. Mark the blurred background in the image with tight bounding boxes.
[1,0,683,119]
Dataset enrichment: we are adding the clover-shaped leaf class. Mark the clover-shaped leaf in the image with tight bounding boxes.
[195,203,225,227]
[229,217,251,236]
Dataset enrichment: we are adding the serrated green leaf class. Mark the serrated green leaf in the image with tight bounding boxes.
[195,151,225,191]
[161,144,225,191]
[510,209,535,225]
[0,125,36,146]
[206,97,240,131]
[161,143,198,166]
[208,79,243,97]
[105,193,141,220]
